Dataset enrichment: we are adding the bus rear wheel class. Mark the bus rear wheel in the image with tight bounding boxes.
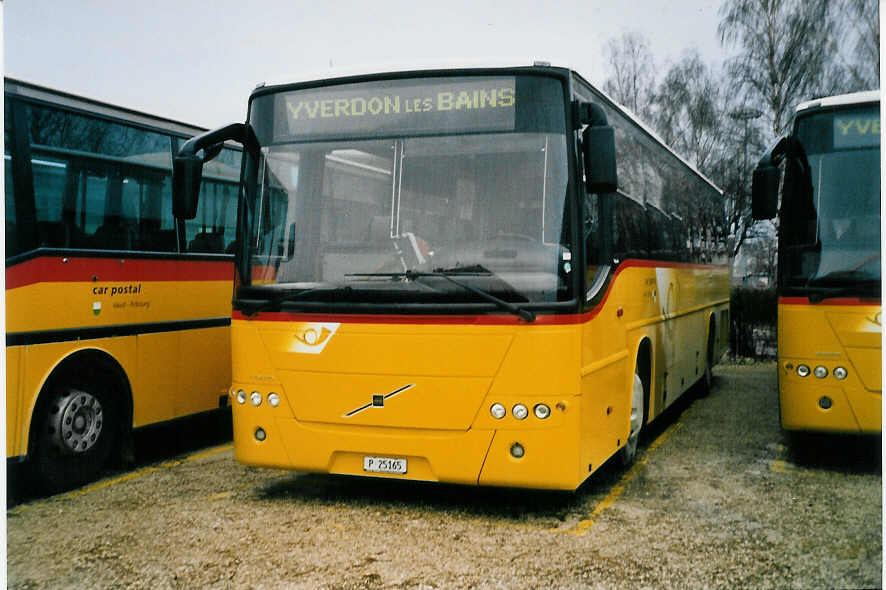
[619,372,645,466]
[698,326,715,397]
[31,381,119,494]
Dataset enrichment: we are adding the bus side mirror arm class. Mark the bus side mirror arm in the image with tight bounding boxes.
[173,122,258,220]
[577,102,618,194]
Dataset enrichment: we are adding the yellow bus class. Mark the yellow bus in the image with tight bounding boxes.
[752,90,881,435]
[173,63,731,490]
[5,78,241,492]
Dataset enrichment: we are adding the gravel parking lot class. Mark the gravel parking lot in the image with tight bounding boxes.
[6,363,882,589]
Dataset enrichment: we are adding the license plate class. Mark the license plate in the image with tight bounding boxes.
[363,456,407,474]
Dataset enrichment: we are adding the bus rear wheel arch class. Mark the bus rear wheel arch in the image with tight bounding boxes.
[29,351,132,494]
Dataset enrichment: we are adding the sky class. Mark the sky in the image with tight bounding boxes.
[4,0,728,129]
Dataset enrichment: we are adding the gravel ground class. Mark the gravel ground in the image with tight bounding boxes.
[6,363,882,589]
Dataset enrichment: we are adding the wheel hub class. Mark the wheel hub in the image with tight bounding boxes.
[48,388,103,454]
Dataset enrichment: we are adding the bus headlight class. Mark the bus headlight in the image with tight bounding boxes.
[236,390,247,404]
[833,367,848,380]
[490,403,506,419]
[250,391,262,406]
[534,404,551,419]
[796,364,810,377]
[512,404,529,420]
[813,366,828,379]
[268,393,280,407]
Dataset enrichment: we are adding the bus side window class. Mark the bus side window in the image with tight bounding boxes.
[25,102,173,252]
[614,194,647,261]
[184,147,241,253]
[583,193,599,265]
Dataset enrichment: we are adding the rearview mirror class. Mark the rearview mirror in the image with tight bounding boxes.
[751,163,779,220]
[172,122,259,221]
[583,125,618,194]
[172,154,204,220]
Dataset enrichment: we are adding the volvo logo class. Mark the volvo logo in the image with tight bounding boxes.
[343,384,415,417]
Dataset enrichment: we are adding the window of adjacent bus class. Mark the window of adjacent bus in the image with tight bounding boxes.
[4,101,16,256]
[23,103,177,252]
[785,106,880,287]
[243,75,572,305]
[176,140,242,253]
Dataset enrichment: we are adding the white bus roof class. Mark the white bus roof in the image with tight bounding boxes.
[796,90,880,112]
[258,59,555,90]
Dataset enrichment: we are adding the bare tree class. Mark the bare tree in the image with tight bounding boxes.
[842,0,880,90]
[653,51,725,174]
[601,31,657,122]
[719,0,842,138]
[710,111,768,260]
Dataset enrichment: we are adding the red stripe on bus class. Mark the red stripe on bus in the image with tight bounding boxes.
[6,256,233,290]
[779,296,882,306]
[233,310,585,325]
[233,259,729,326]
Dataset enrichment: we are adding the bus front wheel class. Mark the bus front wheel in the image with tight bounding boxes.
[619,372,645,466]
[31,379,120,494]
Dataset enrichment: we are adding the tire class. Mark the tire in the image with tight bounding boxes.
[698,328,715,397]
[30,378,120,494]
[619,371,645,466]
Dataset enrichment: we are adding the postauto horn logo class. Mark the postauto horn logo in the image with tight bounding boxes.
[290,322,340,354]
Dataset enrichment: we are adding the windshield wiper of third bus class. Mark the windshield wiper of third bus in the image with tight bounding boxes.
[803,283,881,304]
[347,265,536,323]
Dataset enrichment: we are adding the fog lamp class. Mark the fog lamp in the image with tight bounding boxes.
[236,390,247,404]
[490,403,506,419]
[512,404,529,420]
[250,391,262,406]
[510,442,525,458]
[819,396,833,410]
[796,364,810,377]
[534,404,551,419]
[268,393,280,407]
[834,367,848,380]
[255,427,267,441]
[813,366,828,379]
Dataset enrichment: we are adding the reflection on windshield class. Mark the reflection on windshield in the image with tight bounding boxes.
[783,108,880,290]
[247,133,571,303]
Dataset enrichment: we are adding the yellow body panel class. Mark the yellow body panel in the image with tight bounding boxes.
[6,263,233,460]
[231,264,730,490]
[6,279,231,334]
[778,302,882,433]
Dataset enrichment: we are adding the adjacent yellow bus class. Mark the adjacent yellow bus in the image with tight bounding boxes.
[173,63,730,490]
[752,90,881,435]
[5,78,241,492]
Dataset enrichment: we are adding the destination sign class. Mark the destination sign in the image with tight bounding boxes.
[834,111,880,148]
[275,77,517,140]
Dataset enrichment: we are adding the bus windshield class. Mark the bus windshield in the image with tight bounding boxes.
[239,75,572,309]
[782,105,880,292]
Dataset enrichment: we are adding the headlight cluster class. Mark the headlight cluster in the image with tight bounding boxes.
[489,402,551,420]
[233,389,281,407]
[788,364,848,380]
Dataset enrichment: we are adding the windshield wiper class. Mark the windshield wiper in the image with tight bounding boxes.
[239,285,349,316]
[803,285,880,304]
[347,267,536,322]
